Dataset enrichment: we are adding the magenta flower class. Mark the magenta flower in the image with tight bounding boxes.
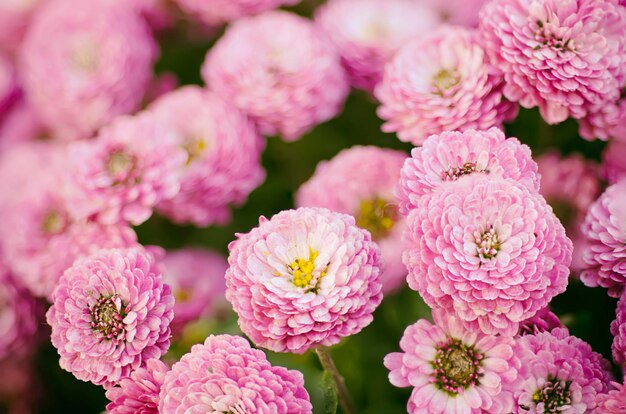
[375,26,517,145]
[148,86,266,226]
[296,146,407,293]
[384,310,519,414]
[480,0,626,126]
[404,175,572,336]
[159,334,312,414]
[161,248,227,334]
[46,247,174,388]
[396,128,539,215]
[580,179,626,297]
[19,0,157,140]
[422,0,489,27]
[602,138,626,185]
[202,11,349,141]
[174,0,300,26]
[611,292,626,369]
[510,328,613,413]
[314,0,441,92]
[67,113,187,226]
[596,382,626,414]
[226,207,383,353]
[518,307,563,336]
[106,358,169,414]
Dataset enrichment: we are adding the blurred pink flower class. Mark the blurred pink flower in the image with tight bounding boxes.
[46,247,174,388]
[296,146,407,293]
[226,207,383,353]
[314,0,441,92]
[0,0,41,52]
[19,0,157,140]
[148,86,265,226]
[159,335,312,413]
[602,138,626,185]
[0,97,47,153]
[403,175,572,336]
[174,0,300,26]
[202,11,349,141]
[106,358,168,414]
[611,292,626,370]
[375,26,517,145]
[384,310,519,414]
[423,0,489,27]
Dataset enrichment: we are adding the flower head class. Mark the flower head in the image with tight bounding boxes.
[46,247,174,388]
[226,207,383,353]
[611,292,626,369]
[596,382,626,414]
[314,0,441,92]
[375,26,516,145]
[385,310,519,413]
[297,146,407,293]
[106,358,169,414]
[480,0,626,125]
[202,10,349,141]
[518,307,563,336]
[396,128,539,215]
[404,175,572,335]
[148,86,265,226]
[159,334,312,414]
[602,138,626,185]
[173,0,300,26]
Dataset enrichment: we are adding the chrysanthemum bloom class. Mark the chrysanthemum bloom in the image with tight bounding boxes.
[0,98,47,153]
[296,146,407,293]
[375,26,517,145]
[19,0,157,140]
[67,113,187,225]
[174,0,300,26]
[314,0,441,92]
[480,0,626,126]
[422,0,489,27]
[159,335,311,413]
[202,11,349,141]
[510,328,613,413]
[396,128,539,215]
[46,248,174,388]
[105,358,169,414]
[161,248,227,334]
[226,207,383,353]
[602,138,626,185]
[578,98,626,141]
[596,382,626,414]
[517,307,563,336]
[0,262,40,359]
[580,179,626,297]
[384,310,519,414]
[537,151,600,272]
[404,175,572,336]
[148,86,265,226]
[0,0,41,51]
[611,292,626,369]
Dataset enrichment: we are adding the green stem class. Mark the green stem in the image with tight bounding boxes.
[315,347,357,414]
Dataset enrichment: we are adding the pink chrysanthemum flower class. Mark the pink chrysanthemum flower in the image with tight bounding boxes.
[396,128,539,215]
[148,86,266,226]
[105,358,169,414]
[537,151,600,273]
[596,382,626,414]
[46,247,174,388]
[202,11,349,142]
[423,0,489,27]
[602,138,626,185]
[404,175,572,336]
[375,26,517,145]
[67,113,187,226]
[611,292,626,369]
[0,98,47,153]
[296,146,407,293]
[226,207,383,353]
[480,0,626,126]
[384,310,519,414]
[161,248,227,334]
[579,98,626,141]
[19,0,157,140]
[580,179,626,297]
[510,328,613,413]
[174,0,300,26]
[518,307,563,336]
[0,262,39,359]
[159,334,312,413]
[314,0,441,92]
[0,0,41,52]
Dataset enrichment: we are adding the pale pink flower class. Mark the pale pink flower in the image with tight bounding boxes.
[159,335,312,414]
[596,382,626,414]
[384,310,519,414]
[0,97,47,153]
[423,0,489,27]
[174,0,300,26]
[148,86,265,226]
[602,138,626,185]
[105,358,169,414]
[579,98,626,141]
[202,11,349,141]
[46,247,174,388]
[314,0,441,92]
[296,146,407,293]
[375,26,517,145]
[403,175,572,336]
[226,207,383,353]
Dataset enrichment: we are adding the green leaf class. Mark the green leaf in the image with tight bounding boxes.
[319,370,338,414]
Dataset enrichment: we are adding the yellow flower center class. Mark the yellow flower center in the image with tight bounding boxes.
[183,137,208,165]
[356,197,397,240]
[290,248,326,291]
[41,209,67,235]
[432,69,460,94]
